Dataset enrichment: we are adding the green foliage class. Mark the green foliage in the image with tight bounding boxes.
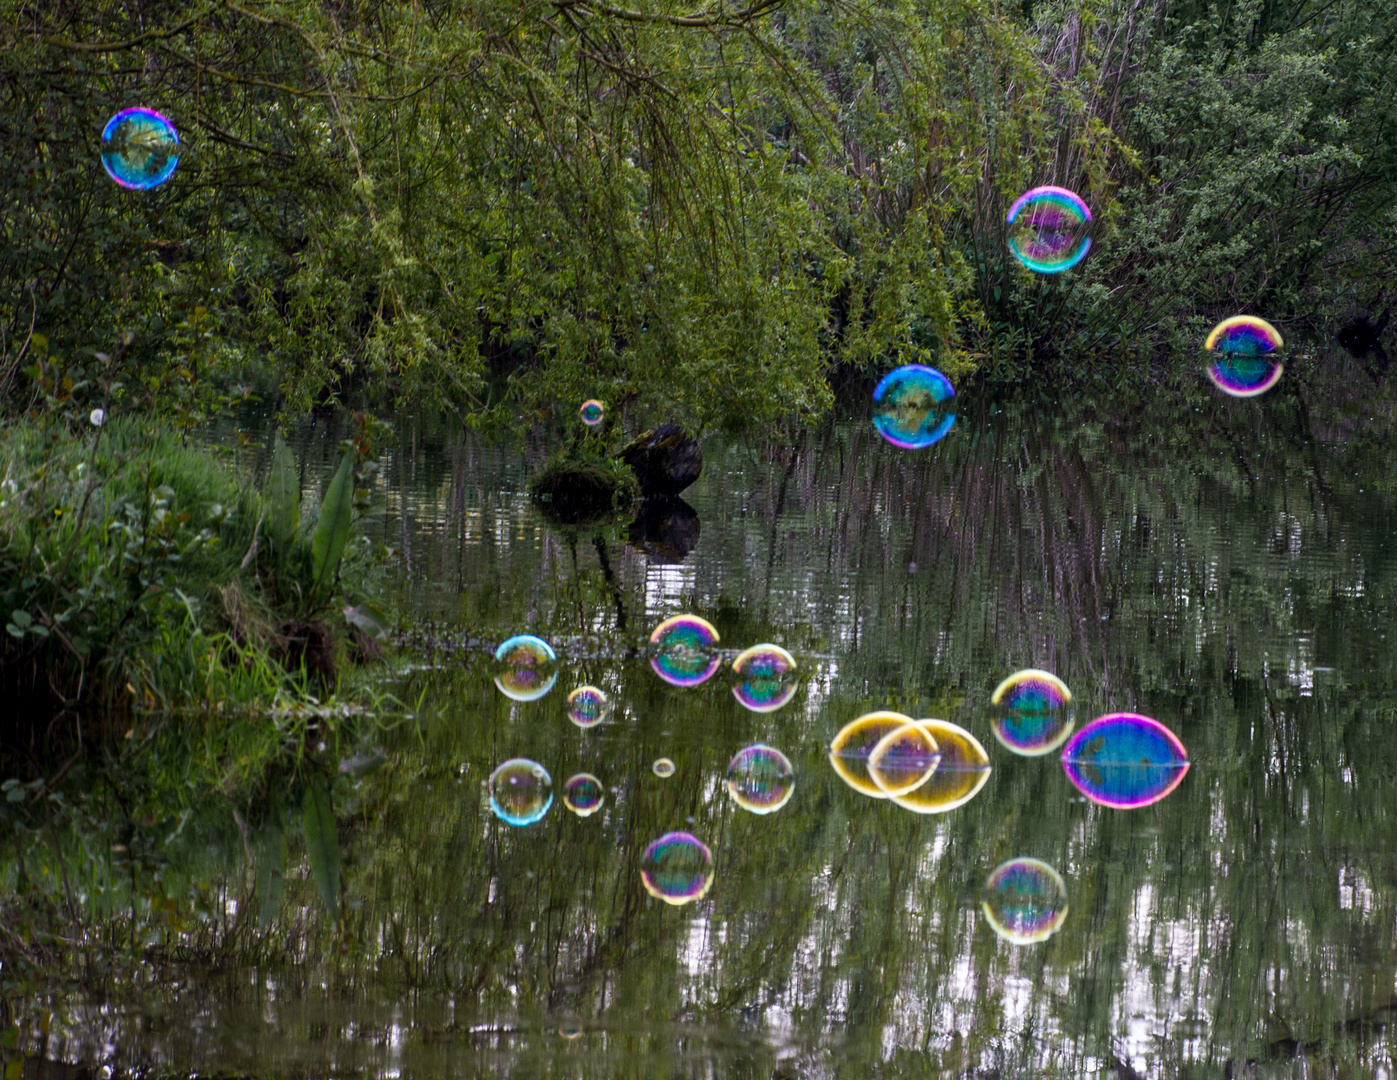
[311,452,356,598]
[265,439,301,558]
[302,779,341,920]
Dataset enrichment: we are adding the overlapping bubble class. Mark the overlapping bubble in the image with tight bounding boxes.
[101,108,180,190]
[730,644,798,712]
[1006,186,1092,273]
[872,365,956,449]
[982,858,1069,944]
[652,757,676,778]
[828,711,919,797]
[493,634,559,701]
[649,615,722,687]
[887,720,991,814]
[1061,713,1189,808]
[640,832,714,905]
[563,773,606,817]
[1204,316,1285,397]
[579,399,605,427]
[724,744,795,814]
[488,758,553,826]
[868,722,941,797]
[566,685,612,728]
[990,669,1075,756]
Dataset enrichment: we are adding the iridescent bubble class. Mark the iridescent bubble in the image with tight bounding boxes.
[828,712,917,797]
[1061,713,1189,809]
[493,634,558,702]
[649,614,722,687]
[566,685,612,728]
[890,720,991,814]
[652,757,676,778]
[982,858,1069,945]
[101,108,180,190]
[1204,316,1285,398]
[488,758,553,826]
[868,723,942,797]
[990,669,1075,757]
[730,644,798,713]
[724,744,795,814]
[558,1023,584,1040]
[640,831,714,905]
[563,773,606,817]
[579,399,605,427]
[1006,186,1092,273]
[872,365,956,449]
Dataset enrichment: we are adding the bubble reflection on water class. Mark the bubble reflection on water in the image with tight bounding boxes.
[890,720,991,814]
[828,712,918,797]
[730,644,798,712]
[1204,315,1285,398]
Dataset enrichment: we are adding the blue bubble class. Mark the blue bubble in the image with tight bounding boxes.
[872,365,956,449]
[101,108,179,190]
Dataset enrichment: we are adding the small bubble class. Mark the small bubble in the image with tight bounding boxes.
[725,744,795,814]
[579,399,605,427]
[730,644,798,713]
[493,634,558,702]
[990,669,1075,756]
[649,615,721,687]
[640,832,714,905]
[1203,316,1284,398]
[872,365,956,449]
[566,685,612,728]
[563,773,605,817]
[652,757,676,778]
[101,108,180,190]
[982,858,1069,944]
[488,758,553,826]
[1006,186,1092,273]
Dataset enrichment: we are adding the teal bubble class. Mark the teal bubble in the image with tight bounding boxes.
[488,758,553,826]
[101,108,179,190]
[563,773,606,817]
[1005,186,1092,273]
[725,744,795,814]
[990,669,1075,756]
[730,644,798,713]
[1061,713,1189,808]
[493,634,558,701]
[640,832,714,905]
[579,399,605,427]
[872,365,956,449]
[649,615,721,687]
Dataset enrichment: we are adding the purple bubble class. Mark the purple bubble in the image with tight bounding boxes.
[1061,713,1189,809]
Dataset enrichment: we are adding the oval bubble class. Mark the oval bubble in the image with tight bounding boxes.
[562,773,606,817]
[828,711,918,797]
[982,858,1069,945]
[1061,713,1189,809]
[652,757,676,778]
[1006,186,1092,273]
[649,615,722,687]
[891,720,991,814]
[640,831,714,905]
[558,1023,584,1040]
[868,723,941,797]
[488,758,553,826]
[730,644,798,713]
[579,399,605,427]
[101,108,180,190]
[990,669,1075,757]
[1204,316,1285,398]
[872,365,956,449]
[566,685,612,728]
[725,744,795,814]
[493,634,559,701]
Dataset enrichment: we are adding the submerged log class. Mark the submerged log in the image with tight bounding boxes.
[618,424,703,497]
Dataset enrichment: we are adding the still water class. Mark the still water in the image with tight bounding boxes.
[16,359,1397,1077]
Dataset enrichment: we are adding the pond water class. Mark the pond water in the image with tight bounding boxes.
[12,357,1397,1078]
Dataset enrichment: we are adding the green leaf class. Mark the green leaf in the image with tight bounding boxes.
[343,602,391,642]
[256,818,288,929]
[311,452,355,596]
[265,439,301,554]
[303,780,340,920]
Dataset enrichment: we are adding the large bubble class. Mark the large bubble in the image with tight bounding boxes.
[101,108,180,190]
[872,365,956,449]
[563,773,606,817]
[1204,316,1285,398]
[828,711,918,797]
[889,720,991,814]
[649,614,722,687]
[1061,713,1189,808]
[488,758,553,826]
[868,723,941,797]
[1006,186,1092,273]
[493,634,559,701]
[725,744,795,814]
[566,685,612,728]
[982,858,1069,944]
[730,644,798,713]
[640,832,714,905]
[990,669,1075,756]
[579,399,605,427]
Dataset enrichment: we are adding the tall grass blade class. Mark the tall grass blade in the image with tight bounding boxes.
[311,452,355,595]
[303,779,341,920]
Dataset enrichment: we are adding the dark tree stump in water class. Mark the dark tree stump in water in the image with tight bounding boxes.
[627,497,701,563]
[618,424,703,497]
[1337,309,1390,372]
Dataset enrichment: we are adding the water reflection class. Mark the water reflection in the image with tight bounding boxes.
[627,496,701,563]
[1060,713,1189,808]
[982,858,1069,944]
[492,634,558,701]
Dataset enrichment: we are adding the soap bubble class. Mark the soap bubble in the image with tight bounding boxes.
[579,399,605,427]
[730,644,798,713]
[725,744,795,814]
[828,711,918,797]
[872,365,956,449]
[563,773,606,817]
[1006,186,1092,273]
[89,408,106,427]
[649,614,721,687]
[1204,316,1285,398]
[566,685,612,728]
[982,858,1069,944]
[640,831,714,905]
[488,758,553,826]
[558,1023,584,1039]
[493,634,558,701]
[652,757,676,778]
[890,720,991,814]
[101,108,180,190]
[868,723,941,797]
[1061,713,1189,808]
[990,669,1075,756]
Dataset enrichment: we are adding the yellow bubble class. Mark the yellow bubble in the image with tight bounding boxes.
[867,723,941,797]
[652,757,676,778]
[889,720,991,814]
[828,711,916,797]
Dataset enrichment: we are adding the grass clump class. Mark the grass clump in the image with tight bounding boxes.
[527,451,640,526]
